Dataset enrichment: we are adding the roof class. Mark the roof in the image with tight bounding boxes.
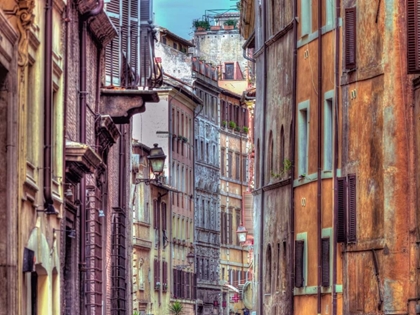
[158,27,195,47]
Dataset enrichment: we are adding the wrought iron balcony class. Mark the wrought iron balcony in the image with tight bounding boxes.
[105,22,163,90]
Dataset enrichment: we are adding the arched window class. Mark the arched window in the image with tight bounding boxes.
[265,244,272,293]
[255,139,260,188]
[280,126,285,171]
[268,130,274,179]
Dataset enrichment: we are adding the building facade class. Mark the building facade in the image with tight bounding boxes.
[132,81,201,315]
[241,0,420,314]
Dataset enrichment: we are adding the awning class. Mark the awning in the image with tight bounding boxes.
[224,284,240,293]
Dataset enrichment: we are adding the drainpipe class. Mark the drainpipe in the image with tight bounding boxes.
[43,0,53,210]
[290,0,298,313]
[79,2,104,314]
[259,1,268,313]
[317,0,323,313]
[332,1,341,314]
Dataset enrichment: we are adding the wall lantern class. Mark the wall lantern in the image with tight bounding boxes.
[187,250,195,265]
[236,225,248,243]
[148,143,166,177]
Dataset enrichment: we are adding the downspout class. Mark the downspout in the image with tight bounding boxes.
[79,2,104,314]
[317,0,323,313]
[290,0,298,313]
[332,1,341,314]
[259,1,268,314]
[43,0,53,210]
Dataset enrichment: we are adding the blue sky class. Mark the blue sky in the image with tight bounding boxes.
[153,0,237,39]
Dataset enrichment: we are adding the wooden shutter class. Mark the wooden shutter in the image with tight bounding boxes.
[345,8,357,70]
[186,272,190,299]
[295,240,304,288]
[154,259,158,289]
[348,174,357,242]
[162,203,167,230]
[228,213,233,244]
[407,0,420,73]
[321,237,330,287]
[193,273,197,299]
[162,261,167,290]
[177,269,182,298]
[153,200,157,229]
[180,271,184,298]
[337,177,347,243]
[173,268,177,297]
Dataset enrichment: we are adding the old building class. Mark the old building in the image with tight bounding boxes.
[0,0,161,314]
[0,0,65,313]
[132,79,201,314]
[191,57,222,315]
[242,0,420,314]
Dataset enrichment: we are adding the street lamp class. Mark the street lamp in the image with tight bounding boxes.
[148,143,166,178]
[236,225,248,243]
[136,143,167,185]
[174,250,195,270]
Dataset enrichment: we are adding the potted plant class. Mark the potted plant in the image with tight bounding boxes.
[229,121,236,129]
[162,282,168,292]
[168,300,183,315]
[222,120,227,127]
[243,126,249,134]
[182,136,188,143]
[223,19,237,30]
[211,25,221,31]
[235,125,241,132]
[193,19,210,31]
[155,281,161,290]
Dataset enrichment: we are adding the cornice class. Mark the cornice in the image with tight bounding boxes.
[0,9,19,44]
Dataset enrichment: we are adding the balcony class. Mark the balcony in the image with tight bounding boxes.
[101,1,163,123]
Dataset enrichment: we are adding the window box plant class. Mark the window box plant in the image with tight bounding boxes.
[222,120,227,127]
[162,282,168,292]
[155,281,161,290]
[243,126,249,134]
[229,121,236,129]
[193,19,210,31]
[223,19,237,30]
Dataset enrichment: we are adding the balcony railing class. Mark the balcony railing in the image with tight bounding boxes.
[105,22,163,90]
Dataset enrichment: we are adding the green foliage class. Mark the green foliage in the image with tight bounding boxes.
[235,125,241,132]
[193,19,210,30]
[271,159,293,179]
[243,126,249,134]
[229,121,236,129]
[222,120,227,127]
[168,301,184,315]
[223,19,237,27]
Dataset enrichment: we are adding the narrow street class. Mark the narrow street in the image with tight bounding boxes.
[0,0,419,314]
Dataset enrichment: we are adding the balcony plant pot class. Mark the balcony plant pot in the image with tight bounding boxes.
[211,25,221,31]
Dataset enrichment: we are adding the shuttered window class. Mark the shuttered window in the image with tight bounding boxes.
[162,261,167,292]
[321,238,330,287]
[407,0,420,73]
[227,213,233,245]
[154,259,160,290]
[162,202,167,230]
[295,240,304,288]
[173,268,177,297]
[348,174,357,242]
[345,8,357,70]
[337,177,347,243]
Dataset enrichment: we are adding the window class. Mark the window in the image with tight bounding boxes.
[242,156,247,182]
[265,245,272,293]
[235,153,240,180]
[280,126,285,171]
[321,237,330,287]
[407,0,420,73]
[300,0,312,37]
[268,131,274,176]
[255,139,260,187]
[224,63,234,79]
[235,210,241,245]
[298,101,309,176]
[228,151,233,178]
[162,36,167,45]
[326,0,335,26]
[324,92,334,171]
[173,42,178,50]
[337,174,357,243]
[295,233,308,288]
[345,7,357,70]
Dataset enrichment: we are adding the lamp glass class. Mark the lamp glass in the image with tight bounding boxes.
[148,144,166,176]
[187,251,194,265]
[236,225,247,243]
